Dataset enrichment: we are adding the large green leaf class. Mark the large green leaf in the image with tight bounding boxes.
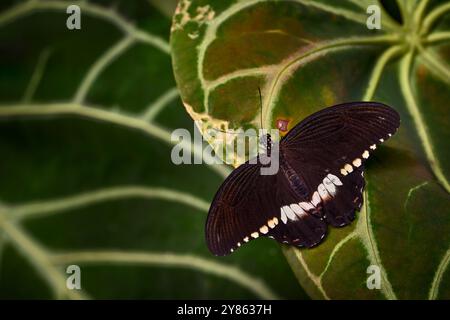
[171,0,450,299]
[0,0,308,299]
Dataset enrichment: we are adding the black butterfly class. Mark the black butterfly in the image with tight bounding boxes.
[206,102,400,256]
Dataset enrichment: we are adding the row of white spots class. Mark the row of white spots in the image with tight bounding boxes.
[279,174,343,224]
[341,154,366,176]
[341,158,360,176]
[340,135,393,177]
[231,217,279,252]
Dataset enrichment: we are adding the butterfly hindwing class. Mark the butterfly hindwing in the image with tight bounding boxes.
[317,167,365,227]
[280,147,367,227]
[277,102,399,227]
[269,171,328,247]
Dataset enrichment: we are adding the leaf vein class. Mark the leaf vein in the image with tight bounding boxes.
[74,36,135,104]
[7,186,210,221]
[399,52,450,193]
[51,251,280,300]
[429,248,450,299]
[356,188,398,299]
[0,103,232,178]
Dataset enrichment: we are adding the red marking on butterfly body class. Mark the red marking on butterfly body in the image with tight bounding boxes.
[276,119,290,132]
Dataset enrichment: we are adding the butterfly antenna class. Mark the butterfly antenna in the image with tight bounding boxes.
[209,127,237,134]
[258,87,263,130]
[209,127,257,136]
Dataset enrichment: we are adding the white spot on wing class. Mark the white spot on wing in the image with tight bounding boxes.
[370,144,376,150]
[267,218,275,228]
[299,202,314,211]
[273,217,279,225]
[340,168,348,176]
[344,164,353,173]
[362,150,369,159]
[323,177,336,195]
[280,207,288,224]
[282,205,297,221]
[327,174,343,186]
[311,191,321,206]
[290,203,306,218]
[318,183,331,201]
[251,232,259,239]
[352,158,362,167]
[259,225,269,234]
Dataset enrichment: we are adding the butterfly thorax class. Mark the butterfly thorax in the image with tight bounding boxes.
[279,149,309,200]
[260,133,272,157]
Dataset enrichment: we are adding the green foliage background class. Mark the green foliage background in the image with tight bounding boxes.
[0,0,306,299]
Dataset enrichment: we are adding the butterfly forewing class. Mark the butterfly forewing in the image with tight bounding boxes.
[206,102,400,256]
